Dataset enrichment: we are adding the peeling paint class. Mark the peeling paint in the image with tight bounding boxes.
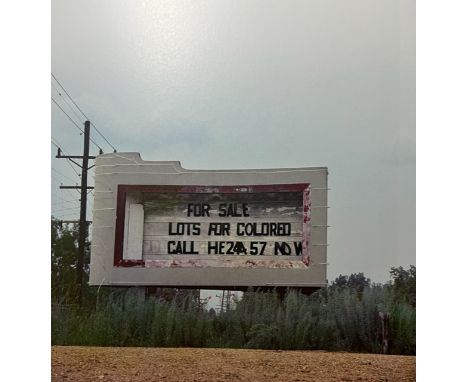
[302,185,312,267]
[144,258,308,269]
[118,259,145,267]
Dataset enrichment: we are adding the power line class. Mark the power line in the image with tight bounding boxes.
[51,97,84,133]
[51,140,61,151]
[52,167,79,184]
[52,192,74,201]
[69,163,81,177]
[89,136,104,153]
[60,187,80,200]
[52,73,89,120]
[55,188,79,204]
[66,161,81,177]
[51,73,117,152]
[52,206,81,213]
[51,98,103,152]
[52,199,80,206]
[51,175,63,183]
[52,211,82,219]
[51,138,82,177]
[51,137,68,153]
[52,82,85,124]
[90,121,117,152]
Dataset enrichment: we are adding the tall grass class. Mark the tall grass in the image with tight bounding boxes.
[52,287,415,355]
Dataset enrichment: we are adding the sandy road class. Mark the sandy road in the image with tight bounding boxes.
[52,346,415,382]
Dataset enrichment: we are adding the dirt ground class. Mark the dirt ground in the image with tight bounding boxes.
[52,346,415,382]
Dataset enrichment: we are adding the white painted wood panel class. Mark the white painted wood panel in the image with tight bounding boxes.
[123,203,144,260]
[140,192,304,258]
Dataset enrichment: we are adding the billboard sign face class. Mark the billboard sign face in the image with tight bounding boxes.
[90,153,328,289]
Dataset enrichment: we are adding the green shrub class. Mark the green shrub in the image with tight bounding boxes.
[52,285,415,354]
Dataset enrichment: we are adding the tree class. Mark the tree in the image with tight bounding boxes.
[51,218,79,304]
[51,217,91,305]
[331,272,371,294]
[389,265,416,307]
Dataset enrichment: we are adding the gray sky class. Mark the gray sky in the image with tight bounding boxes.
[51,0,415,284]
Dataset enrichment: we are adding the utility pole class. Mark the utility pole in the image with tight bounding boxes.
[77,121,90,306]
[217,290,232,313]
[56,121,97,306]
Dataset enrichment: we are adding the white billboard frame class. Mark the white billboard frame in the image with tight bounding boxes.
[90,153,328,290]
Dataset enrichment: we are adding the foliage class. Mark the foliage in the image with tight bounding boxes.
[389,265,416,307]
[388,300,416,354]
[51,218,81,304]
[331,272,371,294]
[52,283,415,355]
[52,288,212,348]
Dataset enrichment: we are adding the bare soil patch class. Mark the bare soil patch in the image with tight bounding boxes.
[52,346,415,382]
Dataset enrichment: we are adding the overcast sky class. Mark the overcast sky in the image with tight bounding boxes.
[51,0,415,284]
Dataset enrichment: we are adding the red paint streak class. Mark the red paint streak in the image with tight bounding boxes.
[187,259,203,267]
[144,259,306,269]
[117,259,145,267]
[301,185,311,267]
[115,183,309,195]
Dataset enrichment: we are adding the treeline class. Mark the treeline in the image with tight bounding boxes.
[51,219,415,354]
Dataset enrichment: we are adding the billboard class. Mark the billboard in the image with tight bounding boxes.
[90,153,328,289]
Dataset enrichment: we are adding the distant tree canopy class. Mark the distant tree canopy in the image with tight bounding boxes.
[389,265,416,307]
[330,267,416,307]
[331,272,371,293]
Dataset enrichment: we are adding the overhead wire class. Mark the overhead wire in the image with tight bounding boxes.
[51,73,117,152]
[86,132,103,152]
[51,82,85,124]
[51,73,89,120]
[64,159,80,177]
[90,121,117,152]
[52,211,81,219]
[51,96,84,133]
[52,199,81,206]
[62,187,79,199]
[51,137,68,152]
[51,138,81,177]
[51,74,99,226]
[51,175,64,184]
[52,167,79,184]
[51,96,103,152]
[52,191,77,202]
[54,187,79,203]
[52,206,81,213]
